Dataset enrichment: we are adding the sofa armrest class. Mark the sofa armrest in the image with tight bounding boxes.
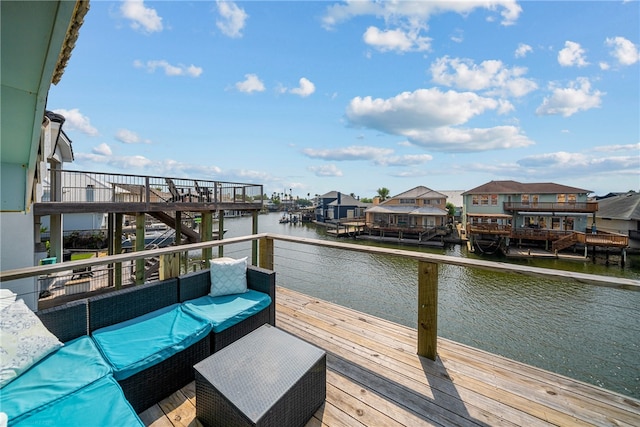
[88,278,179,332]
[247,265,276,326]
[178,270,210,302]
[37,299,88,343]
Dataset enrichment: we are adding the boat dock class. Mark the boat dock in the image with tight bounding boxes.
[141,286,640,426]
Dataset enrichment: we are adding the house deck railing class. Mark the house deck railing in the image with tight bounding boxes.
[503,201,598,213]
[35,169,263,215]
[1,233,638,363]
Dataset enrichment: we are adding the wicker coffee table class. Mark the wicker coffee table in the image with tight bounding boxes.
[194,324,326,427]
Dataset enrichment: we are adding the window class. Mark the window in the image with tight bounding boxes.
[557,194,566,203]
[472,195,479,205]
[568,194,577,204]
[522,194,530,205]
[491,194,498,205]
[481,195,489,205]
[86,185,95,202]
[532,195,539,206]
[400,199,415,204]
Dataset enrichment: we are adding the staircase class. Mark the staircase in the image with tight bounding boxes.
[552,232,578,252]
[148,211,200,243]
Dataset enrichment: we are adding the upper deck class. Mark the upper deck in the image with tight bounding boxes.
[33,169,263,215]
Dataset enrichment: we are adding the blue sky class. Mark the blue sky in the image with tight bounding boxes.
[48,0,639,199]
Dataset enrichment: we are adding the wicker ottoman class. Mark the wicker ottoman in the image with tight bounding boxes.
[194,324,326,427]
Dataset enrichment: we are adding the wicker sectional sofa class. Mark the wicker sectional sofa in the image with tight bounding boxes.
[2,265,276,425]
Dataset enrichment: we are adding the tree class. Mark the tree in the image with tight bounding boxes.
[377,187,390,201]
[445,202,456,221]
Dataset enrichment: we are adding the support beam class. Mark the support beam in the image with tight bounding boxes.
[259,237,274,270]
[114,213,122,289]
[218,210,225,258]
[201,211,212,267]
[135,213,145,284]
[251,210,259,266]
[417,261,438,360]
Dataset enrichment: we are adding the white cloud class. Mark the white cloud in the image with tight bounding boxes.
[348,88,498,130]
[363,27,431,53]
[52,108,98,136]
[599,62,610,70]
[591,143,640,153]
[375,154,433,166]
[302,146,393,161]
[322,1,522,29]
[605,36,640,66]
[536,77,604,117]
[120,0,163,34]
[308,164,343,177]
[235,74,265,93]
[558,41,589,67]
[430,56,537,98]
[216,1,248,38]
[133,60,203,77]
[290,78,316,97]
[115,129,151,144]
[92,143,112,156]
[515,43,532,58]
[515,151,640,178]
[345,88,534,152]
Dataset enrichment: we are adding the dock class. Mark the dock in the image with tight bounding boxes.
[141,287,640,426]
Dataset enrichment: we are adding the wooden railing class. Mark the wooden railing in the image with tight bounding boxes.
[1,233,638,363]
[36,169,264,214]
[503,201,598,213]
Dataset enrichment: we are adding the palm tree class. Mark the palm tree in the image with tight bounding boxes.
[377,187,390,201]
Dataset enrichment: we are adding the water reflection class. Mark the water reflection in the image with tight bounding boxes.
[220,213,640,399]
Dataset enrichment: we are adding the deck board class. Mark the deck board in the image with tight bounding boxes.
[140,287,640,427]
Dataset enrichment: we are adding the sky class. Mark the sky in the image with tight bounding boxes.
[48,0,640,200]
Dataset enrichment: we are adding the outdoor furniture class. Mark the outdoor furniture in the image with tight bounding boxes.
[194,324,326,427]
[195,180,212,202]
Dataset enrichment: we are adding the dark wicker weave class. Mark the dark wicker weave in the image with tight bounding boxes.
[119,334,210,413]
[37,299,88,343]
[88,278,179,331]
[194,325,326,427]
[178,266,276,353]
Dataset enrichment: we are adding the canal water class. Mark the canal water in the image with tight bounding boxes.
[219,213,640,399]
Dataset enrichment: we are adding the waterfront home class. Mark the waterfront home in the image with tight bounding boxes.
[364,186,449,243]
[462,180,628,254]
[314,191,369,222]
[594,191,640,250]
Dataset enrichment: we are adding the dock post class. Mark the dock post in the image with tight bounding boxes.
[417,261,438,361]
[114,213,122,289]
[259,237,274,270]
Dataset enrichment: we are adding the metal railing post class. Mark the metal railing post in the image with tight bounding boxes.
[417,260,438,360]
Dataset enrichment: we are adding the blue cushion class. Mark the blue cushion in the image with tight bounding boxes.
[13,376,144,427]
[182,290,272,333]
[2,336,112,424]
[92,303,211,380]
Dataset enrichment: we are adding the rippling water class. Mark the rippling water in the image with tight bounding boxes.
[220,213,640,399]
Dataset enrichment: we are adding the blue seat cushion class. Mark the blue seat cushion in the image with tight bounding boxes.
[2,336,112,424]
[13,376,144,427]
[92,303,211,381]
[181,290,272,333]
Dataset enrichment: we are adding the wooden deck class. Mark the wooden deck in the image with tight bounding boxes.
[140,287,640,426]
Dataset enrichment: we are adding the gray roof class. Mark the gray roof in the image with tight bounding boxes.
[596,192,640,221]
[386,186,446,201]
[462,180,591,196]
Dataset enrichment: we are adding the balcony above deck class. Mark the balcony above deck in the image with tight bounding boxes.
[503,201,598,214]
